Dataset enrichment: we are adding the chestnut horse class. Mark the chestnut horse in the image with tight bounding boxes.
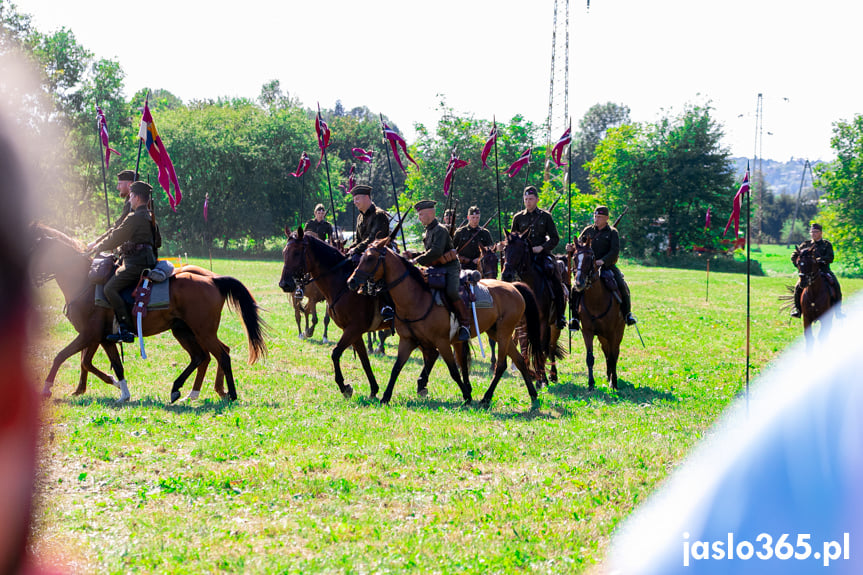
[291,280,331,342]
[477,243,501,370]
[501,230,566,386]
[279,227,432,399]
[346,237,542,408]
[31,224,267,403]
[569,238,625,390]
[795,245,833,349]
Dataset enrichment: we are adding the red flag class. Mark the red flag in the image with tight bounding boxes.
[315,109,331,168]
[382,122,418,172]
[550,126,571,168]
[345,165,355,194]
[705,207,712,229]
[138,102,181,211]
[352,148,374,163]
[504,147,531,178]
[723,164,750,238]
[443,154,469,196]
[96,106,120,168]
[480,123,497,170]
[203,193,209,222]
[291,152,311,178]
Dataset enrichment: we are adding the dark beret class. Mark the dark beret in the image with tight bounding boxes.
[594,206,610,216]
[350,184,372,196]
[810,223,822,231]
[130,181,153,199]
[468,205,480,215]
[314,203,326,212]
[414,200,437,211]
[117,170,136,182]
[523,186,539,197]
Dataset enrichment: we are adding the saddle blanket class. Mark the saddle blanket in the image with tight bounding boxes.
[95,280,170,310]
[432,281,493,309]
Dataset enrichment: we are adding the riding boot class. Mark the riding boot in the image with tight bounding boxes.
[452,299,472,341]
[568,290,581,331]
[380,292,395,322]
[551,279,567,330]
[790,283,803,318]
[620,285,637,326]
[106,311,136,344]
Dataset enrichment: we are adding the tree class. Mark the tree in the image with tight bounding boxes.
[589,103,734,257]
[815,114,863,273]
[570,102,631,196]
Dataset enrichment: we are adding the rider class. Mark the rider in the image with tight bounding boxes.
[510,186,567,330]
[87,169,136,250]
[411,199,471,341]
[569,205,637,330]
[304,203,333,243]
[453,205,494,271]
[345,184,394,321]
[89,181,158,343]
[790,222,842,318]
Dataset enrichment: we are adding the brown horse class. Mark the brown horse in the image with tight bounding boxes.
[280,226,428,399]
[569,238,625,390]
[290,280,331,342]
[794,245,834,349]
[501,230,566,386]
[346,237,542,408]
[32,224,267,403]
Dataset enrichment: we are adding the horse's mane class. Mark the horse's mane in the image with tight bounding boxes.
[369,238,430,293]
[304,233,354,272]
[32,222,85,252]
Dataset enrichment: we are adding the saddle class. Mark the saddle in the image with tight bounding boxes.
[94,261,175,311]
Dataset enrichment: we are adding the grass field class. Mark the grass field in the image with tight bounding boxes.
[30,255,861,573]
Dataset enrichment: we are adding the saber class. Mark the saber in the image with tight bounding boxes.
[136,277,149,359]
[469,284,485,358]
[633,321,646,349]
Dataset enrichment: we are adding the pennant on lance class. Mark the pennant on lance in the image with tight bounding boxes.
[203,192,209,222]
[443,153,469,196]
[382,122,418,172]
[480,123,497,170]
[723,164,750,238]
[291,152,311,178]
[138,102,181,211]
[550,126,571,168]
[352,148,374,164]
[96,106,120,168]
[504,147,531,178]
[705,207,712,229]
[315,109,330,168]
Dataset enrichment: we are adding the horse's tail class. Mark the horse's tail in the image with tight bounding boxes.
[513,282,545,370]
[213,276,268,364]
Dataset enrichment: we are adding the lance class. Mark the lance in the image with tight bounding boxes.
[95,119,111,229]
[379,113,407,252]
[493,117,503,242]
[567,119,572,353]
[445,145,460,238]
[318,104,338,235]
[388,205,413,244]
[134,91,149,184]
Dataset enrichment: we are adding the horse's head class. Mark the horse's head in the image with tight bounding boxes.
[571,238,596,293]
[478,244,499,279]
[28,223,88,287]
[501,230,530,283]
[347,237,391,292]
[796,246,819,287]
[279,225,306,293]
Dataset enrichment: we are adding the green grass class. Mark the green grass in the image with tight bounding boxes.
[30,256,862,573]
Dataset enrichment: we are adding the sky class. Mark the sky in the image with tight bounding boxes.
[11,0,863,163]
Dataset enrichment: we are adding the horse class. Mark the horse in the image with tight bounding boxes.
[290,279,331,342]
[477,243,501,371]
[569,238,625,390]
[501,230,566,386]
[279,226,429,399]
[794,245,834,349]
[31,224,267,403]
[346,237,542,408]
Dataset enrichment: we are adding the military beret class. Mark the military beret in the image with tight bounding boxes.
[314,203,326,212]
[594,206,610,216]
[117,170,136,182]
[414,199,437,211]
[130,181,153,199]
[444,209,454,218]
[810,223,822,231]
[523,186,539,197]
[350,184,372,196]
[468,205,480,215]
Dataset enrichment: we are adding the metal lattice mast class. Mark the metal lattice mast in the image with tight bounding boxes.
[545,0,570,179]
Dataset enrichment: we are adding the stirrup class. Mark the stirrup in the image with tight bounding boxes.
[625,313,637,326]
[458,325,471,341]
[381,306,394,321]
[107,327,135,344]
[568,318,581,331]
[790,309,802,318]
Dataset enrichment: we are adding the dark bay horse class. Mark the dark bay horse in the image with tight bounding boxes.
[477,243,501,371]
[570,239,625,390]
[501,230,566,385]
[346,237,542,408]
[795,245,833,349]
[280,226,428,399]
[32,224,267,403]
[291,280,331,342]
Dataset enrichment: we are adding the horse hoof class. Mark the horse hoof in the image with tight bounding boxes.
[228,392,238,402]
[170,391,181,404]
[530,398,541,410]
[323,337,329,344]
[478,399,491,410]
[342,385,354,399]
[417,387,428,398]
[72,389,85,397]
[298,334,305,340]
[535,380,544,390]
[42,390,52,400]
[461,398,473,408]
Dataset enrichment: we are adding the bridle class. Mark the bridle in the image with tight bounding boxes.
[796,249,821,288]
[572,244,598,292]
[501,234,532,281]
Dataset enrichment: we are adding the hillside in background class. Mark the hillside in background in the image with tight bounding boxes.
[731,157,822,197]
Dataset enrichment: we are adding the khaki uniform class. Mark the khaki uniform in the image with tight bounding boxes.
[347,202,390,255]
[304,218,333,242]
[511,208,559,254]
[415,218,460,303]
[92,205,157,325]
[453,224,494,270]
[579,223,632,318]
[792,237,841,311]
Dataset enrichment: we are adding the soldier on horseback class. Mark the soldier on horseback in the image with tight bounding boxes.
[411,200,471,341]
[345,184,394,321]
[570,205,637,331]
[791,223,842,318]
[88,181,158,343]
[510,186,567,330]
[453,205,494,271]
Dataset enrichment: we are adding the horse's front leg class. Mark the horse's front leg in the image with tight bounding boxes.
[438,343,471,406]
[381,338,419,405]
[582,330,596,391]
[417,348,440,397]
[44,333,94,398]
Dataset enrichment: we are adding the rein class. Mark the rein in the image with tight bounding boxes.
[575,249,614,321]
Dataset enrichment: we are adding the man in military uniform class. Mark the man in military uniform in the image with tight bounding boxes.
[510,186,567,329]
[304,203,333,243]
[345,184,394,320]
[570,205,637,330]
[411,200,471,341]
[790,223,842,318]
[453,206,494,271]
[443,209,455,230]
[88,169,136,250]
[89,181,158,343]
